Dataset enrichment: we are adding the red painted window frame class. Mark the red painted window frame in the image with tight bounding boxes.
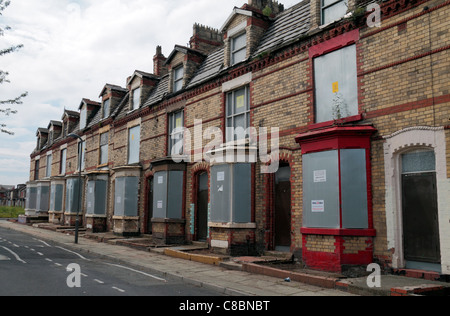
[308,29,363,129]
[295,125,377,237]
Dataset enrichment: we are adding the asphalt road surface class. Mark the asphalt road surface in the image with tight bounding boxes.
[0,226,223,296]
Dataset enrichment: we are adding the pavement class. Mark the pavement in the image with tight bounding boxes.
[1,219,449,296]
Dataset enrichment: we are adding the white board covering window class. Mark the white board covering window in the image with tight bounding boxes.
[60,149,67,175]
[46,154,52,178]
[78,141,86,171]
[132,88,141,111]
[314,44,358,123]
[80,106,87,130]
[322,0,349,25]
[168,110,184,156]
[99,132,109,165]
[102,99,110,119]
[128,125,141,164]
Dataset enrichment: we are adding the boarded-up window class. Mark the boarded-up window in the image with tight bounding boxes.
[86,180,107,215]
[50,183,64,212]
[65,178,84,214]
[314,44,358,123]
[102,99,110,119]
[152,170,183,220]
[60,149,67,175]
[210,163,252,223]
[114,177,139,217]
[168,110,184,156]
[46,154,52,178]
[132,88,141,111]
[321,0,348,25]
[302,149,368,229]
[78,141,86,171]
[80,106,87,130]
[128,125,140,164]
[99,132,109,165]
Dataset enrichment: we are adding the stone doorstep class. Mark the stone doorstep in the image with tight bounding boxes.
[391,284,447,296]
[164,248,229,266]
[241,262,339,289]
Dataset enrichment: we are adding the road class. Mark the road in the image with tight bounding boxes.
[0,227,223,296]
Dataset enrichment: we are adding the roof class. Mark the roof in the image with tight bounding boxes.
[128,70,159,85]
[99,83,128,98]
[187,1,310,88]
[61,110,80,120]
[142,74,170,108]
[219,7,254,33]
[79,98,101,110]
[186,47,224,88]
[252,0,310,57]
[164,45,206,65]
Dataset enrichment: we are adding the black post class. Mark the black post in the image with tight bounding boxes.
[68,134,83,244]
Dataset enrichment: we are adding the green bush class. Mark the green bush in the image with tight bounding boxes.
[0,206,25,218]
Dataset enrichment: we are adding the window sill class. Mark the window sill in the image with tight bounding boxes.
[308,113,363,131]
[301,227,376,237]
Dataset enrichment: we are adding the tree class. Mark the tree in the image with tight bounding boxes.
[0,0,27,135]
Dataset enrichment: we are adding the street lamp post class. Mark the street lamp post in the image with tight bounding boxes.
[68,133,83,244]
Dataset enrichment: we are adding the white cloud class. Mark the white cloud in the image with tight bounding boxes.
[0,0,302,185]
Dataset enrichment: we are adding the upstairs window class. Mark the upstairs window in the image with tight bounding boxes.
[231,32,247,66]
[46,154,52,178]
[131,88,141,111]
[321,0,349,25]
[314,44,358,123]
[78,140,86,172]
[60,149,67,175]
[99,132,109,165]
[34,160,40,180]
[173,65,184,93]
[128,125,141,164]
[102,99,110,119]
[168,110,184,156]
[80,106,87,130]
[226,86,250,142]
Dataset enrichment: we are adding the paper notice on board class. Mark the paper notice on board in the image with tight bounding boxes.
[158,176,164,184]
[312,200,325,213]
[314,170,327,183]
[332,81,339,93]
[157,201,163,209]
[217,171,225,182]
[236,95,245,109]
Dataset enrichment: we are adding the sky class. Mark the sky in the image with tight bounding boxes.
[0,0,301,186]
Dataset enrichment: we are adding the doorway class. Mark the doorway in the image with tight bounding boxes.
[401,149,441,271]
[274,164,291,251]
[146,177,153,234]
[197,172,209,241]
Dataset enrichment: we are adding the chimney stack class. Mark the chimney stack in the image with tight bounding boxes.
[247,0,284,15]
[153,46,168,77]
[189,24,223,54]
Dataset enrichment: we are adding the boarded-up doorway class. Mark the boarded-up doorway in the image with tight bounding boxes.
[197,172,209,241]
[401,150,441,270]
[274,164,291,251]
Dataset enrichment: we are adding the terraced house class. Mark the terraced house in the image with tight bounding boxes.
[26,0,450,275]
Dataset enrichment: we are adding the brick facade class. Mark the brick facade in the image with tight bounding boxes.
[27,0,450,274]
